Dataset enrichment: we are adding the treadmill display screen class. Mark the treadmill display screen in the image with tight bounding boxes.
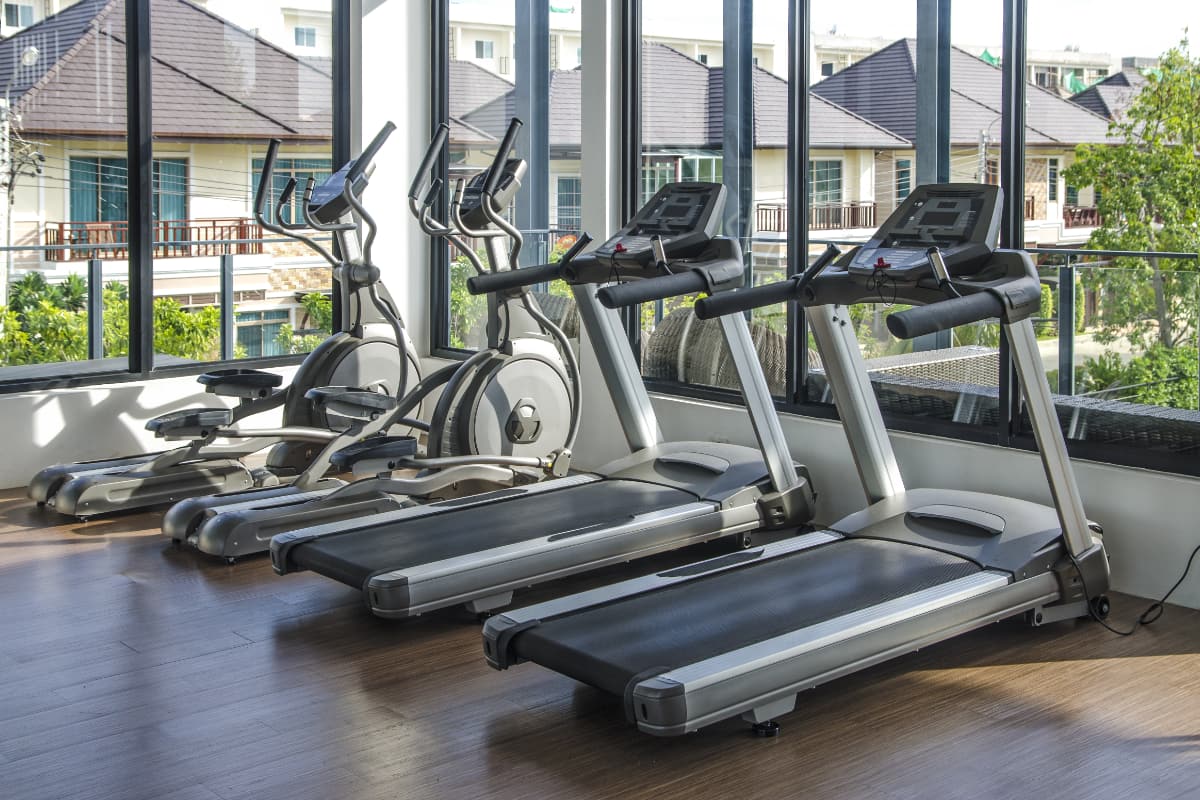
[920,211,960,227]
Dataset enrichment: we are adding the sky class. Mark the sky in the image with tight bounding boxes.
[638,0,1199,70]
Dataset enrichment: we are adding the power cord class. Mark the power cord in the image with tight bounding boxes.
[1071,541,1200,636]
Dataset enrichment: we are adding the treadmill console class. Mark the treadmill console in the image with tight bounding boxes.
[845,183,1002,281]
[591,182,725,278]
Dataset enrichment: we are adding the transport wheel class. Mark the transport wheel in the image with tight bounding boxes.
[225,557,237,566]
[1090,595,1111,620]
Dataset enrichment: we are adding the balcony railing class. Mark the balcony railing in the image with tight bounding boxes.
[44,218,263,262]
[1063,205,1101,228]
[756,201,877,233]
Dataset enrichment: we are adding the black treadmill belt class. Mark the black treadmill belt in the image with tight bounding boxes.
[513,539,981,697]
[289,480,699,589]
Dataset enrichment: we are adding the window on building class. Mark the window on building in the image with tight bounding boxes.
[4,2,33,28]
[895,158,912,201]
[1065,184,1079,206]
[1034,65,1058,90]
[699,53,708,65]
[1047,157,1059,202]
[236,309,291,358]
[475,39,494,59]
[68,157,188,223]
[821,61,835,77]
[556,176,582,230]
[294,26,316,48]
[641,158,677,206]
[808,160,843,205]
[680,155,722,184]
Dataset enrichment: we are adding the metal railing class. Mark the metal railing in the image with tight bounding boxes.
[1063,205,1101,228]
[1026,247,1198,399]
[755,201,877,233]
[0,235,333,366]
[44,218,264,262]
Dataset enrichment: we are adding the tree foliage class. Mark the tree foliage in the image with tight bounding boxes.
[1063,38,1200,354]
[0,275,221,366]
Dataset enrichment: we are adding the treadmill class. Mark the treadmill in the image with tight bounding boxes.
[482,183,1112,736]
[269,182,817,617]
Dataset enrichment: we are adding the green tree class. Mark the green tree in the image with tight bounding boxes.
[1063,39,1200,354]
[1081,344,1199,410]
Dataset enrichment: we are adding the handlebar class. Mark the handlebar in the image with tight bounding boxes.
[693,278,797,319]
[255,139,281,224]
[693,243,841,319]
[348,121,396,187]
[596,270,709,308]
[466,232,592,295]
[409,122,449,202]
[885,290,1005,339]
[483,117,523,197]
[467,260,562,295]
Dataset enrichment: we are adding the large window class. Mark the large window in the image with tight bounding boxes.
[0,0,342,389]
[436,1,583,353]
[152,0,336,366]
[428,1,1200,477]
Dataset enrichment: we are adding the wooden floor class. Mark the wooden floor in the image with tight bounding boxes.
[1,489,1198,800]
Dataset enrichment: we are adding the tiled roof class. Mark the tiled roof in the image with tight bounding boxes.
[813,39,1113,147]
[3,0,332,141]
[458,43,909,153]
[1069,69,1147,120]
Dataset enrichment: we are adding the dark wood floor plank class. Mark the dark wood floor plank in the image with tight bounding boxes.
[0,487,1197,800]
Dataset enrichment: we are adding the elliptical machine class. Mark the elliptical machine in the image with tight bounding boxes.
[28,123,422,519]
[160,118,582,562]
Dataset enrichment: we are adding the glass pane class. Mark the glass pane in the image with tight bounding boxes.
[151,1,333,364]
[444,1,582,351]
[803,0,1005,428]
[1025,2,1200,460]
[638,0,789,396]
[0,1,124,377]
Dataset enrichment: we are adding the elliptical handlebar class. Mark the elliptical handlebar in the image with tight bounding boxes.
[349,121,397,187]
[483,117,523,198]
[254,139,281,227]
[409,122,450,203]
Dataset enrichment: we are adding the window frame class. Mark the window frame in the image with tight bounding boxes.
[4,2,33,28]
[294,25,317,48]
[0,0,349,395]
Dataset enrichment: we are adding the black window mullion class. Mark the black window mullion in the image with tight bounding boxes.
[786,0,810,405]
[331,0,355,334]
[429,0,451,354]
[125,0,153,375]
[999,0,1028,446]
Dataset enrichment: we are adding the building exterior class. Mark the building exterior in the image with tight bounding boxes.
[0,0,334,355]
[810,38,1113,246]
[813,31,1113,97]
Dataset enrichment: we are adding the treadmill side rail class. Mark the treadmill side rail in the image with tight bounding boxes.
[630,571,1059,736]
